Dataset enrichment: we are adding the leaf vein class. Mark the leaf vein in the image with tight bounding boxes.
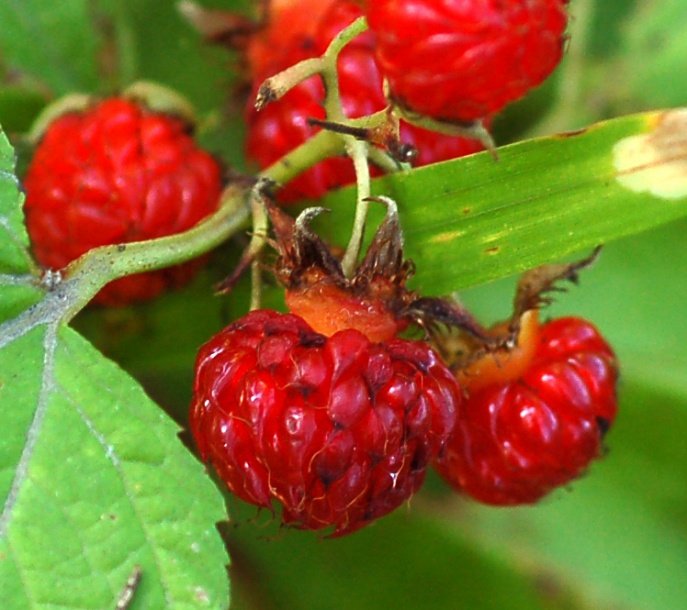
[0,324,56,540]
[59,342,175,608]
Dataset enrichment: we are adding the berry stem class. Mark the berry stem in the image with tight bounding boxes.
[341,138,371,277]
[317,16,375,276]
[394,105,495,153]
[320,16,368,121]
[254,15,383,277]
[259,129,345,185]
[0,183,251,341]
[246,184,271,311]
[255,58,322,109]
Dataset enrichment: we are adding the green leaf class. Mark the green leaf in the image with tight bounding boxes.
[0,0,102,94]
[0,325,230,609]
[320,109,687,294]
[96,0,233,112]
[0,127,31,272]
[0,126,42,321]
[622,1,687,109]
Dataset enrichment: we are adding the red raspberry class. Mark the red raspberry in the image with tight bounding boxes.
[190,309,461,536]
[244,0,338,80]
[434,314,618,505]
[367,0,570,121]
[245,0,486,203]
[23,96,222,306]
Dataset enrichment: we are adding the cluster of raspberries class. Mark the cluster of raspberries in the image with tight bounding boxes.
[242,0,568,202]
[22,0,616,539]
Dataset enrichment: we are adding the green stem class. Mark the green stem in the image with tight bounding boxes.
[246,187,270,311]
[259,129,345,185]
[341,138,372,276]
[0,184,251,342]
[62,183,249,320]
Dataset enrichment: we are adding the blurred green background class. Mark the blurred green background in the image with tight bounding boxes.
[2,0,686,608]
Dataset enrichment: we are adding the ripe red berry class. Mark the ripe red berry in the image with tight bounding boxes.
[23,96,222,306]
[190,309,461,536]
[367,0,570,121]
[244,0,487,203]
[434,313,618,506]
[244,0,338,80]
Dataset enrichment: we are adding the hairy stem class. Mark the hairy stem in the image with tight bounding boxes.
[0,183,251,341]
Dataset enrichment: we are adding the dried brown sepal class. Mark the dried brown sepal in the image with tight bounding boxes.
[267,202,343,283]
[307,114,417,165]
[508,246,602,341]
[214,176,270,295]
[357,196,406,280]
[262,193,422,335]
[407,296,497,345]
[366,109,418,164]
[428,248,603,371]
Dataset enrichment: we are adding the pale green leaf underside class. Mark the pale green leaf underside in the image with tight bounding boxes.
[321,109,687,293]
[0,327,229,609]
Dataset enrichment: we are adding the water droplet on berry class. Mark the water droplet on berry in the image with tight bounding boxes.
[286,410,303,434]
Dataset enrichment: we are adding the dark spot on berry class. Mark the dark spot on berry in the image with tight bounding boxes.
[410,452,424,472]
[318,473,334,489]
[298,331,327,348]
[484,246,500,255]
[300,37,316,53]
[462,207,472,215]
[296,384,315,399]
[368,451,384,466]
[117,244,126,252]
[596,416,610,438]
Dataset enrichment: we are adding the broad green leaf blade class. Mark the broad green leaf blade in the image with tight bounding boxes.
[321,109,687,294]
[0,0,102,94]
[0,326,230,609]
[0,126,42,322]
[0,127,31,273]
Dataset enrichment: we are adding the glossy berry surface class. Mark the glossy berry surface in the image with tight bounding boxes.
[367,0,569,121]
[244,0,486,203]
[24,97,222,306]
[434,316,618,506]
[190,309,461,536]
